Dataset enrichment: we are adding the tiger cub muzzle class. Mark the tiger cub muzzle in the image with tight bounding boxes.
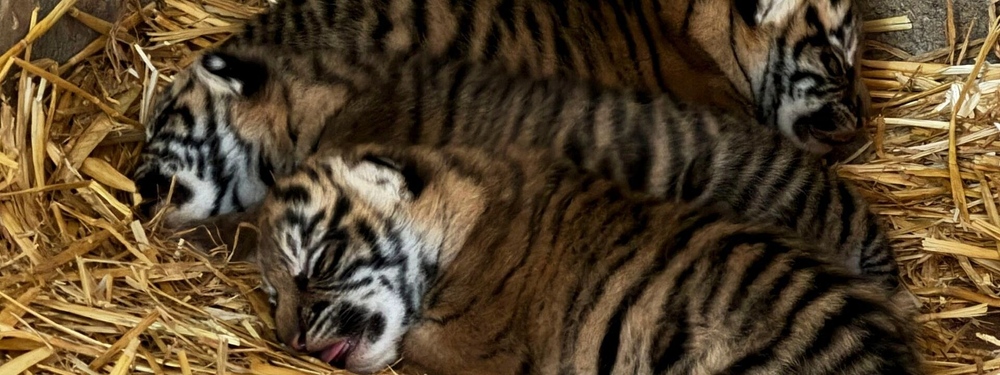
[283,299,385,369]
[794,94,865,149]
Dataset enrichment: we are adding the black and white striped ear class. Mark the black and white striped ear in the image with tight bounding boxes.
[357,153,425,201]
[199,51,268,96]
[734,0,799,27]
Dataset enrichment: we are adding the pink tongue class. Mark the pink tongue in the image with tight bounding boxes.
[320,341,348,363]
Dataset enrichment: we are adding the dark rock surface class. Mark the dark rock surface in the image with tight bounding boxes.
[860,0,992,59]
[0,0,126,63]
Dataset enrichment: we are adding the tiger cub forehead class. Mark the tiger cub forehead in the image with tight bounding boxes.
[256,146,495,276]
[803,0,862,52]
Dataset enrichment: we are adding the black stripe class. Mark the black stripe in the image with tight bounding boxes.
[613,206,648,246]
[753,150,800,215]
[661,107,685,198]
[285,93,300,145]
[227,173,245,212]
[413,0,428,48]
[633,1,667,92]
[799,297,876,368]
[597,294,626,375]
[338,276,375,291]
[275,184,311,204]
[370,0,393,52]
[203,94,229,216]
[302,209,327,246]
[736,149,778,211]
[329,194,351,228]
[836,183,856,248]
[828,340,871,373]
[557,85,601,167]
[805,173,831,232]
[698,232,779,316]
[240,22,258,44]
[785,169,821,229]
[498,0,517,40]
[304,164,322,183]
[258,154,276,187]
[489,162,565,299]
[677,151,712,202]
[531,81,567,145]
[525,8,543,53]
[624,106,651,192]
[483,20,502,58]
[314,238,347,282]
[282,209,306,228]
[729,270,837,371]
[290,2,307,42]
[408,64,427,144]
[730,245,799,319]
[651,264,696,373]
[736,261,795,336]
[551,2,573,67]
[446,0,474,60]
[556,200,638,369]
[859,221,887,270]
[269,13,284,45]
[681,0,695,35]
[438,64,470,146]
[309,301,330,326]
[355,220,380,253]
[505,81,532,145]
[336,0,361,58]
[305,0,326,45]
[599,204,680,375]
[607,0,641,83]
[604,96,626,180]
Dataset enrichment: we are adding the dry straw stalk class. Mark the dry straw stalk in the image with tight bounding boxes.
[0,1,999,374]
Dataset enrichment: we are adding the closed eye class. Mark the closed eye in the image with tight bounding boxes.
[820,49,845,77]
[310,231,348,280]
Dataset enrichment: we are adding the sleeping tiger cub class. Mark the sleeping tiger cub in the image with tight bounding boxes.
[229,143,922,375]
[137,48,899,292]
[223,0,868,155]
[136,48,898,289]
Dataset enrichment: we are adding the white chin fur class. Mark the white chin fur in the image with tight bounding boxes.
[346,341,398,375]
[162,173,219,226]
[339,284,409,374]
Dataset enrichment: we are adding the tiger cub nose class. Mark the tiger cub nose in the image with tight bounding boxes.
[288,332,307,351]
[804,102,860,145]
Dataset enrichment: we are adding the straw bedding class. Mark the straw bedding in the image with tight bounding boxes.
[0,0,997,373]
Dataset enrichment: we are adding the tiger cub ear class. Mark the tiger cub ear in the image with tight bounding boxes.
[198,51,269,96]
[351,152,425,202]
[734,0,799,27]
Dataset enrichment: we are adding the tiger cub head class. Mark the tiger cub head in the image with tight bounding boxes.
[133,47,362,227]
[250,145,492,373]
[730,0,868,154]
